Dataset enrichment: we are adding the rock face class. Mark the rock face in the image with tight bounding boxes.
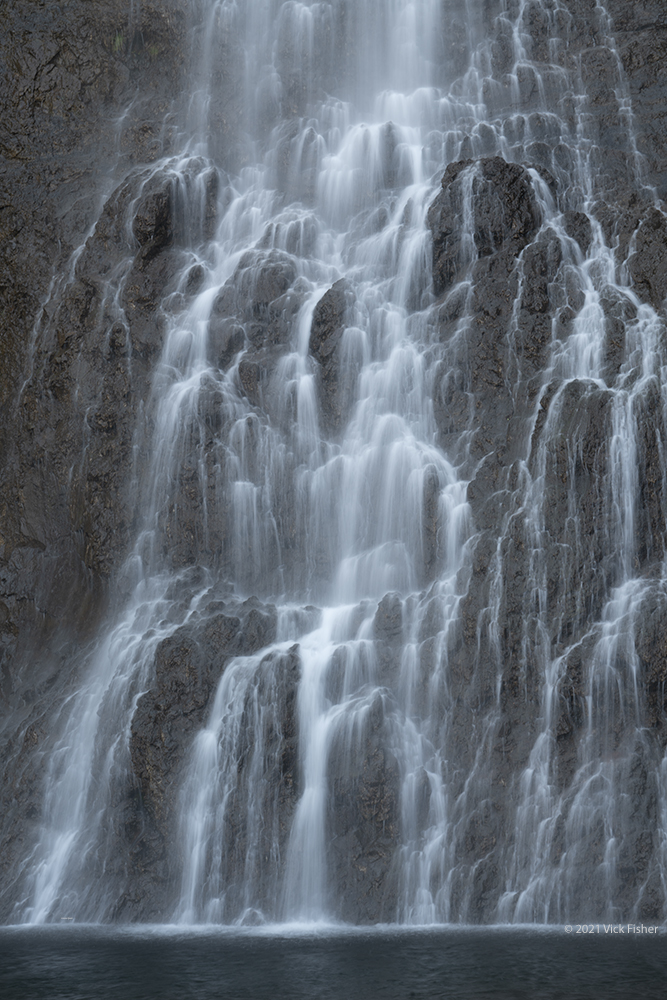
[0,0,198,919]
[428,157,542,298]
[425,147,667,919]
[308,278,355,434]
[219,248,302,410]
[2,0,667,928]
[0,0,193,687]
[328,690,400,923]
[628,208,667,309]
[430,157,561,467]
[125,599,282,918]
[607,0,667,200]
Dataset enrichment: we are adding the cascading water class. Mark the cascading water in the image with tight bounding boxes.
[10,0,667,928]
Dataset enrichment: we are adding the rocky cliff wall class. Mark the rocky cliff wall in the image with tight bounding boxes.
[0,0,196,908]
[608,0,667,201]
[0,2,200,667]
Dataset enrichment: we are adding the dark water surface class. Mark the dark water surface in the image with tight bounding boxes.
[1,925,666,1000]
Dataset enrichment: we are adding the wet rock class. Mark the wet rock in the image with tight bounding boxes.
[535,379,614,636]
[600,289,636,384]
[429,157,557,471]
[422,464,441,582]
[309,280,349,361]
[187,642,301,921]
[428,156,543,297]
[628,207,667,310]
[123,247,180,360]
[207,319,245,371]
[550,635,594,782]
[133,180,174,254]
[606,0,667,200]
[327,690,400,923]
[563,210,593,255]
[373,593,404,645]
[635,587,667,734]
[308,279,355,434]
[127,599,279,915]
[184,263,206,296]
[513,229,563,385]
[131,614,239,815]
[244,251,297,313]
[0,0,194,653]
[212,251,304,412]
[214,250,299,333]
[634,380,667,567]
[238,357,262,407]
[238,599,279,653]
[591,196,645,269]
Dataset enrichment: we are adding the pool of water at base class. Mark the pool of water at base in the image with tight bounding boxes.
[1,925,666,1000]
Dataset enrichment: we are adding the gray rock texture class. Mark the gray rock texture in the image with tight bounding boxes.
[0,0,196,920]
[125,599,284,919]
[308,278,356,435]
[0,0,193,689]
[607,0,667,200]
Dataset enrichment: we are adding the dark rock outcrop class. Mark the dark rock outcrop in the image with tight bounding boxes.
[125,599,280,916]
[628,207,667,309]
[328,690,400,923]
[563,210,593,256]
[0,0,198,921]
[428,157,542,298]
[606,0,667,200]
[308,278,355,434]
[373,592,404,646]
[210,249,303,411]
[427,132,667,921]
[429,158,560,467]
[0,0,194,689]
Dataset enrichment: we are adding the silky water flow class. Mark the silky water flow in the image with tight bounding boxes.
[13,0,667,927]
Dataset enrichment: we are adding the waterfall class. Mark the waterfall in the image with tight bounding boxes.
[12,0,667,927]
